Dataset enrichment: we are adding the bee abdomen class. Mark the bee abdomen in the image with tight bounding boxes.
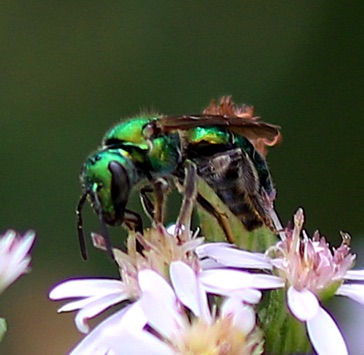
[196,148,268,231]
[208,176,264,231]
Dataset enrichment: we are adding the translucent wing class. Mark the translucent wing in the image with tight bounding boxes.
[145,114,280,141]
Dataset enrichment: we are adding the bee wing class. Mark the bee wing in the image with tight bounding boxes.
[153,115,280,141]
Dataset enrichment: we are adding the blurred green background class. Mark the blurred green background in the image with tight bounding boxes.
[1,1,363,354]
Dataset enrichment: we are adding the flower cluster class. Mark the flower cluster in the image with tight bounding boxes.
[50,207,364,354]
[0,230,35,294]
[0,229,36,342]
[50,221,283,354]
[201,208,364,354]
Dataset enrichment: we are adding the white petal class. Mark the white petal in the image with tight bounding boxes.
[336,284,364,305]
[105,302,171,354]
[57,289,129,313]
[119,301,148,330]
[0,230,16,252]
[170,261,211,323]
[138,270,175,304]
[75,293,131,333]
[195,243,232,258]
[198,244,271,269]
[229,289,262,304]
[0,257,31,292]
[57,296,98,313]
[71,304,142,354]
[200,269,283,295]
[250,274,285,289]
[10,231,36,262]
[111,330,174,355]
[307,307,348,355]
[141,291,185,340]
[344,269,364,280]
[0,231,35,293]
[199,258,225,269]
[71,303,148,354]
[49,279,125,299]
[139,270,184,339]
[287,287,319,321]
[221,297,256,334]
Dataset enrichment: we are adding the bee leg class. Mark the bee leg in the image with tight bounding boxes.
[123,209,145,254]
[123,209,144,233]
[174,161,197,241]
[261,189,284,237]
[153,177,170,224]
[140,186,155,221]
[196,194,236,244]
[140,178,170,224]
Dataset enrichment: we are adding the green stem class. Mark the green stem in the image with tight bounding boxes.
[260,289,312,354]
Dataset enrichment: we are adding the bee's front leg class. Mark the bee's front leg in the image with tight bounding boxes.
[139,177,170,225]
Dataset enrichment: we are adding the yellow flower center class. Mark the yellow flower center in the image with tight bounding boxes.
[175,317,250,355]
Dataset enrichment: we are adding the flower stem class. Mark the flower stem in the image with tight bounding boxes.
[260,289,312,354]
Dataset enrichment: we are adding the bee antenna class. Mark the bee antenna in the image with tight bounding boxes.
[91,187,115,261]
[76,193,88,261]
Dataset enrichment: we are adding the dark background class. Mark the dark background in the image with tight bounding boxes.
[1,2,363,354]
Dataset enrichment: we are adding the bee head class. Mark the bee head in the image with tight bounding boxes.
[77,149,138,260]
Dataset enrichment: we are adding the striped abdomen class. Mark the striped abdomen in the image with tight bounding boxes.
[196,148,270,231]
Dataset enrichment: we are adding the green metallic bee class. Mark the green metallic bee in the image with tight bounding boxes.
[77,97,280,260]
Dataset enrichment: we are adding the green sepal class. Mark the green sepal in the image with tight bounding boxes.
[318,280,342,302]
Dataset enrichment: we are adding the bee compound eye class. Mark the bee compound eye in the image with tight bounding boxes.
[108,161,130,216]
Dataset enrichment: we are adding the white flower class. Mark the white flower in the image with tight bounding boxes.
[49,278,137,333]
[134,262,263,354]
[0,230,35,294]
[70,302,156,355]
[64,262,263,354]
[199,209,364,355]
[196,243,284,302]
[49,224,202,335]
[50,220,283,353]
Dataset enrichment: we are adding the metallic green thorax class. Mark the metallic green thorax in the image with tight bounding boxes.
[103,117,182,174]
[148,134,181,173]
[103,116,154,150]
